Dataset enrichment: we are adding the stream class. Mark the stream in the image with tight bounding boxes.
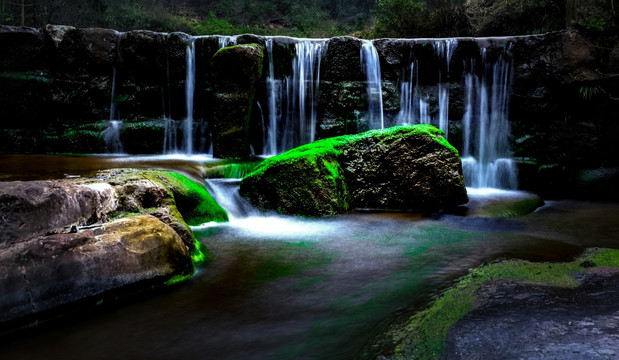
[1,155,618,359]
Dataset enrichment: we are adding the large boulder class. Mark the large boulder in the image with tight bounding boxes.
[0,169,227,326]
[240,124,468,216]
[0,215,192,324]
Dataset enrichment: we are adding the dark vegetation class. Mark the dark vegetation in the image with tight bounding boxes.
[0,0,570,38]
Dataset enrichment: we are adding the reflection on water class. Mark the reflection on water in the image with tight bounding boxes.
[0,155,618,360]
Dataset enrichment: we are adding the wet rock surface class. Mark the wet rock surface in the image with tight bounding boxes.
[0,169,222,327]
[0,215,192,325]
[445,269,619,359]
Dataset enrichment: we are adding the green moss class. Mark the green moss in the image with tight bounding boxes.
[0,71,51,83]
[214,43,263,57]
[248,124,455,180]
[191,239,210,267]
[242,124,458,216]
[158,171,229,225]
[392,248,619,359]
[203,159,263,178]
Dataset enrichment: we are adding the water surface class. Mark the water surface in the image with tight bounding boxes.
[1,156,618,359]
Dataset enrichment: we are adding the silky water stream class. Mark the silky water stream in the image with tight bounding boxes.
[1,156,618,360]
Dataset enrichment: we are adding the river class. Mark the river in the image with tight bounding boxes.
[1,155,618,359]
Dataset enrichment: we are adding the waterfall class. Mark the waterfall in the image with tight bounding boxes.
[103,67,124,154]
[434,39,457,137]
[205,179,256,219]
[293,40,326,146]
[263,39,327,155]
[264,38,279,156]
[461,47,518,189]
[217,35,238,48]
[183,37,196,155]
[397,39,456,131]
[360,40,384,130]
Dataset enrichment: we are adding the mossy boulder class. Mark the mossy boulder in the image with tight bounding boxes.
[0,169,227,327]
[240,124,468,216]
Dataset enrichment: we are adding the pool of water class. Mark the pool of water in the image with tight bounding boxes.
[1,156,618,360]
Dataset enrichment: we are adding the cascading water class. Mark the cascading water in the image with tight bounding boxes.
[461,46,518,189]
[360,40,384,130]
[395,38,515,189]
[103,67,124,154]
[205,178,256,219]
[397,39,457,131]
[183,37,197,155]
[262,39,327,155]
[293,40,326,147]
[264,38,279,156]
[217,35,238,48]
[434,39,457,137]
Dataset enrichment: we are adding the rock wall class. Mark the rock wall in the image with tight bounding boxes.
[1,18,618,197]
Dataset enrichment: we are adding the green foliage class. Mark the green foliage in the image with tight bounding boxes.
[583,17,608,32]
[189,12,249,36]
[369,0,470,38]
[579,86,601,100]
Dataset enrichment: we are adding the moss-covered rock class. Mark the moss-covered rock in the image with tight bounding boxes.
[369,248,619,360]
[240,124,468,216]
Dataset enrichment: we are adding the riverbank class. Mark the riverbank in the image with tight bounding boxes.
[363,248,619,359]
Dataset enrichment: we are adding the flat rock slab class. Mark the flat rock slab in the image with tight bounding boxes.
[445,269,619,359]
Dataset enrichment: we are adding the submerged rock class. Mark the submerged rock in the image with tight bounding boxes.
[240,124,468,216]
[0,169,227,327]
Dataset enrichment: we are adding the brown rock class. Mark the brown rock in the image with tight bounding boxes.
[0,181,118,248]
[0,215,192,324]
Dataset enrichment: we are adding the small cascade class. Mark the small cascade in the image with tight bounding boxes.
[217,35,238,48]
[264,38,278,156]
[398,60,431,126]
[205,179,256,219]
[397,39,456,131]
[293,40,326,146]
[461,47,518,189]
[360,40,384,130]
[434,39,457,137]
[262,39,327,155]
[183,37,197,155]
[103,67,124,154]
[163,118,178,153]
